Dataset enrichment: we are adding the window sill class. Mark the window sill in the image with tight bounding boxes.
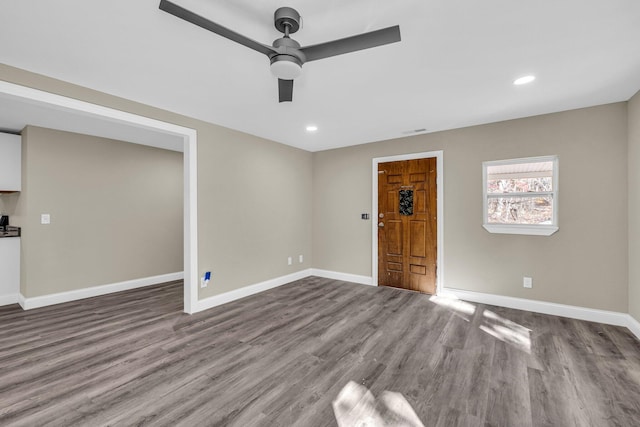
[483,224,558,236]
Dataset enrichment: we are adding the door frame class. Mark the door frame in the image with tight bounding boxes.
[372,151,444,294]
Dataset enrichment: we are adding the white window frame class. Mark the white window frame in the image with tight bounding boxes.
[482,155,559,236]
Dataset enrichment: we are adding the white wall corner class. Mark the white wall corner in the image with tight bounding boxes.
[19,272,184,310]
[310,269,374,286]
[441,287,631,328]
[183,129,198,315]
[0,294,20,307]
[194,269,313,313]
[627,314,640,341]
[18,293,26,309]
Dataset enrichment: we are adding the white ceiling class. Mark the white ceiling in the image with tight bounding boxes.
[1,0,639,152]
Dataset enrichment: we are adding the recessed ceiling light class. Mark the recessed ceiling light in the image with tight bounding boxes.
[306,125,318,132]
[513,75,536,85]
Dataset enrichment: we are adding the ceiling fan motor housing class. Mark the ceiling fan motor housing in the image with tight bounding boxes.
[271,37,305,61]
[274,7,301,34]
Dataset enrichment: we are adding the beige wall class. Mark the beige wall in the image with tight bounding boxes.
[195,125,312,296]
[15,126,183,297]
[2,63,633,314]
[0,64,313,301]
[629,90,640,321]
[313,103,629,312]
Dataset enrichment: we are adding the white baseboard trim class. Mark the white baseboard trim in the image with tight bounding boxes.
[441,287,640,340]
[19,272,184,310]
[627,314,640,341]
[0,294,20,307]
[194,269,313,313]
[310,269,374,286]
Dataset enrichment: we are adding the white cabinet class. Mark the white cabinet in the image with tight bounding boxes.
[0,238,20,301]
[0,132,21,192]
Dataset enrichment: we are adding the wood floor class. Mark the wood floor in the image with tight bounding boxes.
[1,277,640,426]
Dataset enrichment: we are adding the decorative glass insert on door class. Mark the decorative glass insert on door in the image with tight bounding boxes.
[399,189,413,216]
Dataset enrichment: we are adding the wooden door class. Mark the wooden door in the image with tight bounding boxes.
[378,158,437,294]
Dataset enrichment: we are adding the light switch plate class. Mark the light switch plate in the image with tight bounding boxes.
[523,277,533,288]
[41,214,51,225]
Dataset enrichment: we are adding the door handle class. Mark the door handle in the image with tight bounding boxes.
[378,222,384,227]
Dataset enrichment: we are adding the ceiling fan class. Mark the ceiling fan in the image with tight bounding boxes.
[159,0,401,102]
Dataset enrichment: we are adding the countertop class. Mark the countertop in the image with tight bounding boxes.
[0,226,20,238]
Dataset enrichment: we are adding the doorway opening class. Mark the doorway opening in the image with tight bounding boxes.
[0,81,198,313]
[372,151,443,294]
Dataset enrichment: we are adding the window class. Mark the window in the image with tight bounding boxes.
[483,155,558,236]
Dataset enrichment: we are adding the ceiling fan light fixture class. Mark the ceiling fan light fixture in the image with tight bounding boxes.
[270,55,303,80]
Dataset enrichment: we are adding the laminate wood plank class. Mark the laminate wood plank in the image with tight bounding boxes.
[270,357,388,426]
[0,308,161,372]
[406,344,459,422]
[95,348,318,427]
[522,312,564,374]
[434,407,483,427]
[0,309,179,392]
[552,332,627,425]
[601,324,640,363]
[245,287,377,351]
[485,340,533,427]
[364,295,451,405]
[437,313,472,349]
[460,309,496,352]
[0,323,179,421]
[17,339,251,426]
[177,353,325,427]
[528,365,595,427]
[1,277,639,426]
[400,304,495,422]
[590,357,640,425]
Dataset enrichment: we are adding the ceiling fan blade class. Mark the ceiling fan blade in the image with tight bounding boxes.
[159,0,276,57]
[300,25,401,62]
[278,79,294,102]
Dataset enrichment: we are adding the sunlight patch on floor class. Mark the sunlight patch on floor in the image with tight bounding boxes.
[333,381,424,427]
[479,309,532,353]
[428,295,476,321]
[429,294,532,353]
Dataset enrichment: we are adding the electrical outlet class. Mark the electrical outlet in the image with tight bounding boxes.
[523,277,533,288]
[41,214,51,225]
[287,256,292,266]
[299,255,303,263]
